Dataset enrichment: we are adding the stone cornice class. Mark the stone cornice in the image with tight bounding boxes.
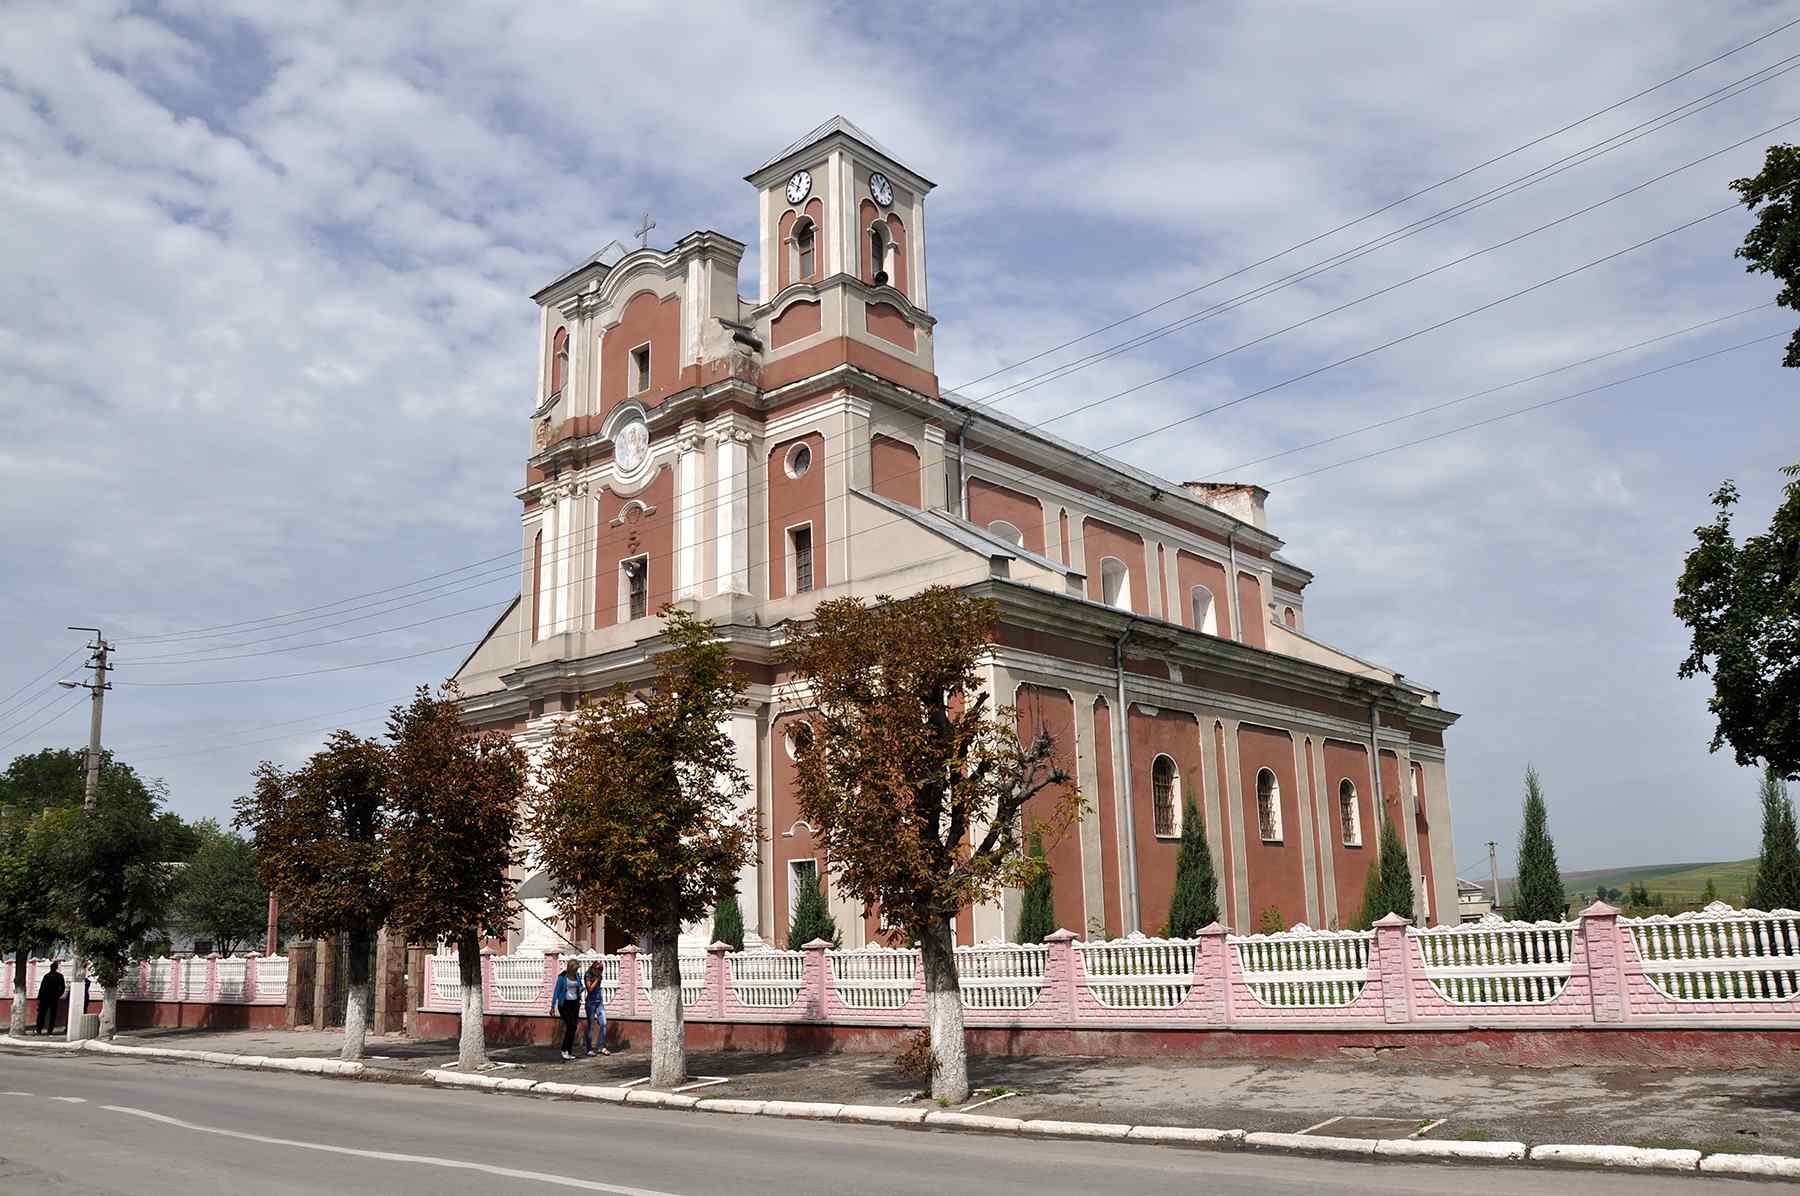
[755,272,937,329]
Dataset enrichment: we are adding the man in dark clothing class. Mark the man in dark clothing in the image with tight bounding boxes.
[34,962,64,1035]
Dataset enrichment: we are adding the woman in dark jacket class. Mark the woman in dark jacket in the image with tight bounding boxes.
[34,961,65,1035]
[550,960,582,1060]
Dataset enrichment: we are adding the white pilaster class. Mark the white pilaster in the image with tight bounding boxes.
[536,501,558,637]
[713,428,751,595]
[675,429,704,599]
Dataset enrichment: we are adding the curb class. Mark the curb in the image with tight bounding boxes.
[8,1036,1798,1179]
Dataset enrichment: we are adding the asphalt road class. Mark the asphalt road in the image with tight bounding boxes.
[0,1052,1758,1194]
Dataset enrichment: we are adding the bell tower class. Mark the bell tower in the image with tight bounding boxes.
[746,116,935,310]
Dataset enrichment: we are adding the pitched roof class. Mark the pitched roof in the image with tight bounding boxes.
[748,115,905,178]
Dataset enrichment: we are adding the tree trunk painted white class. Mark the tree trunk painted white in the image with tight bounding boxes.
[99,986,117,1041]
[456,929,485,1072]
[341,929,372,1062]
[647,918,686,1088]
[8,949,26,1038]
[64,953,85,1042]
[920,917,969,1103]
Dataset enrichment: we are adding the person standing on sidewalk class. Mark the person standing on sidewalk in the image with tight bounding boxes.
[33,962,65,1035]
[581,960,609,1057]
[551,960,582,1060]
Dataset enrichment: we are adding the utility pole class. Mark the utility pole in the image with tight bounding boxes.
[60,628,111,1041]
[1487,840,1501,915]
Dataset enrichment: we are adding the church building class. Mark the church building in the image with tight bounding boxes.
[451,117,1461,948]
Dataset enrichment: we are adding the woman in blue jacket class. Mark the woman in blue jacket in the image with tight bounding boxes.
[582,960,609,1056]
[551,960,583,1060]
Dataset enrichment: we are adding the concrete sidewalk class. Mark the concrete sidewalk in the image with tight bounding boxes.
[79,1024,1800,1160]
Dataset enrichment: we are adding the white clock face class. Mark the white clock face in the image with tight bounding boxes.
[868,171,894,207]
[786,170,812,205]
[614,416,649,475]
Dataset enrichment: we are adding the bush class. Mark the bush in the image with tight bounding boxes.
[785,869,841,950]
[711,890,745,950]
[1515,766,1567,922]
[895,1028,934,1080]
[1016,832,1056,943]
[1748,767,1800,911]
[1166,789,1220,937]
[1256,906,1286,934]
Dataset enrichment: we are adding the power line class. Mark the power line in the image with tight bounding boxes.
[1264,332,1786,487]
[113,641,478,688]
[944,14,1800,397]
[972,61,1800,409]
[0,690,88,757]
[0,647,82,716]
[99,27,1799,651]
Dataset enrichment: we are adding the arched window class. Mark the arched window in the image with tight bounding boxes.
[1151,755,1179,838]
[1190,585,1217,635]
[1339,779,1361,847]
[1283,606,1297,628]
[793,217,817,281]
[550,327,569,397]
[988,520,1023,547]
[869,223,893,285]
[1100,557,1130,610]
[1256,768,1282,842]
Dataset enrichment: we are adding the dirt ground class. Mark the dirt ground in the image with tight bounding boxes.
[93,1025,1800,1157]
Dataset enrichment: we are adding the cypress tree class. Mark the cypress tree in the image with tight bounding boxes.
[1165,791,1220,937]
[785,871,841,949]
[1015,832,1057,943]
[1355,819,1414,926]
[711,889,745,950]
[1514,765,1567,922]
[1748,766,1800,911]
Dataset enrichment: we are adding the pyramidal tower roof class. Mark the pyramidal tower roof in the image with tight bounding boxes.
[746,115,933,188]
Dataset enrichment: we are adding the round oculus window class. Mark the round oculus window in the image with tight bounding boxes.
[614,415,649,476]
[786,442,813,478]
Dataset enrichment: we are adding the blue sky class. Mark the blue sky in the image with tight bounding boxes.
[1,1,1795,884]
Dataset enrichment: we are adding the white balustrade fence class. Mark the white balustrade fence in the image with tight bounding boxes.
[1413,917,1575,1004]
[215,957,248,1002]
[956,943,1047,1010]
[256,956,289,1003]
[1232,926,1371,1008]
[182,958,210,1002]
[729,950,806,1008]
[146,958,176,1001]
[430,954,463,1005]
[638,951,708,1007]
[1077,936,1195,1009]
[493,955,550,1005]
[829,947,917,1010]
[1626,903,1800,1001]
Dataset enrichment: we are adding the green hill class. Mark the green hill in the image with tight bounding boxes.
[1502,859,1757,906]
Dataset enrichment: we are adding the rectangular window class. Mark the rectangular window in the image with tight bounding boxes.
[790,525,813,594]
[622,555,648,621]
[630,344,651,395]
[798,234,815,280]
[787,858,819,924]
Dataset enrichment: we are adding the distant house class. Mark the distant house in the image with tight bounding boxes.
[1457,877,1494,922]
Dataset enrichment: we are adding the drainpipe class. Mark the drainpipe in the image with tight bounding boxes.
[1226,528,1243,643]
[1114,618,1142,933]
[953,413,975,519]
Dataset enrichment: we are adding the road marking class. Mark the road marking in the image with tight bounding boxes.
[1298,1115,1342,1135]
[0,1091,32,1096]
[49,1096,85,1103]
[100,1106,689,1195]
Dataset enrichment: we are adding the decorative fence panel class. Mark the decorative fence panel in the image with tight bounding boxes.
[828,948,917,1011]
[729,951,806,1009]
[256,956,288,1004]
[214,957,248,1002]
[1076,937,1196,1009]
[428,954,463,1007]
[1412,919,1575,1005]
[1,955,286,1010]
[1627,904,1800,1002]
[492,955,550,1007]
[637,952,708,1007]
[1231,927,1371,1008]
[956,944,1048,1011]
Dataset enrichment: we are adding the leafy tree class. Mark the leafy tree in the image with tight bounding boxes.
[30,800,177,1039]
[783,586,1077,1103]
[1166,790,1220,937]
[1015,833,1056,944]
[528,608,755,1087]
[383,684,527,1072]
[1674,463,1800,780]
[710,889,746,951]
[1356,818,1415,927]
[172,819,267,956]
[236,731,392,1062]
[1731,144,1800,367]
[1514,766,1567,922]
[1748,766,1800,911]
[0,810,59,1037]
[784,870,840,950]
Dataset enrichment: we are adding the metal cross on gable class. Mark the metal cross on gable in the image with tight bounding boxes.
[634,210,656,248]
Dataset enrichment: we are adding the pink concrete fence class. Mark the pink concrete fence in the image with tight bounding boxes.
[2,955,288,1007]
[418,902,1800,1032]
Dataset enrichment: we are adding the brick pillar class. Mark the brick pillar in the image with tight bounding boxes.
[404,946,425,1038]
[616,946,640,1018]
[287,948,315,1028]
[311,939,333,1030]
[1195,922,1231,1026]
[484,948,503,1010]
[801,939,832,1022]
[704,942,729,1019]
[1580,900,1625,1023]
[204,954,221,1002]
[1372,912,1413,1024]
[372,931,390,1035]
[243,953,260,1004]
[1044,929,1078,1025]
